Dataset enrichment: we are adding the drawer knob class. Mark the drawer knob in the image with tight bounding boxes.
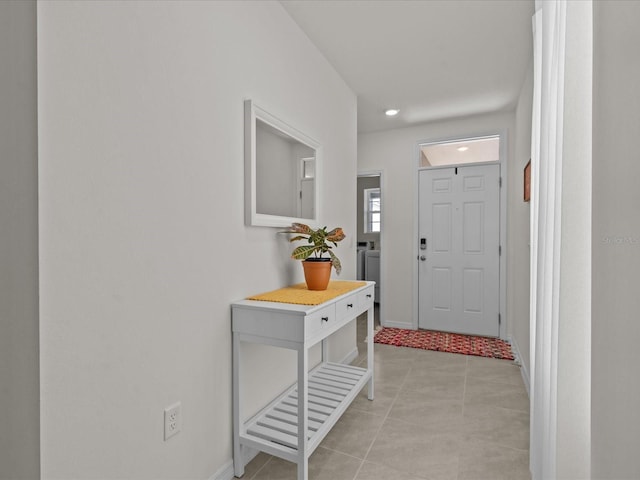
[366,294,372,298]
[347,303,353,308]
[321,316,329,322]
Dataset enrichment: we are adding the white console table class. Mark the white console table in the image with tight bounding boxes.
[231,281,375,480]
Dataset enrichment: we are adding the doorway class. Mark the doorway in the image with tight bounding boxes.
[418,164,500,336]
[357,172,383,313]
[416,135,505,337]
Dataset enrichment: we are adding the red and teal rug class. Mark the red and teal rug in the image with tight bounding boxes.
[373,327,514,360]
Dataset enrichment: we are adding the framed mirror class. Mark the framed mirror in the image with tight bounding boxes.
[245,100,321,227]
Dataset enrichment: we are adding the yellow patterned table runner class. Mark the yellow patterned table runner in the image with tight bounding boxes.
[247,281,367,306]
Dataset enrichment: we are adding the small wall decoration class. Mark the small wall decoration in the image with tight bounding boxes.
[524,159,531,202]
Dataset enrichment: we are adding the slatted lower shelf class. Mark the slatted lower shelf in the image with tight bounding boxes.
[242,362,370,454]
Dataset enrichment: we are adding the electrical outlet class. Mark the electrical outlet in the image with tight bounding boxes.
[164,402,181,441]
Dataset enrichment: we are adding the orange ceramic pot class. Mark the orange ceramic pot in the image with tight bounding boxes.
[301,259,332,291]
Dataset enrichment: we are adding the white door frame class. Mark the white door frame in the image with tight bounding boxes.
[412,131,508,339]
[357,169,385,325]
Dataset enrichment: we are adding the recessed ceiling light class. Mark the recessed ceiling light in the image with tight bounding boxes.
[385,109,400,116]
[457,146,469,152]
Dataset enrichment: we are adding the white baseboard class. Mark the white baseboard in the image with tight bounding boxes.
[211,447,260,480]
[381,320,415,330]
[339,347,359,365]
[210,459,233,480]
[508,334,530,397]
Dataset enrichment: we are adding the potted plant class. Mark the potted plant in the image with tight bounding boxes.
[281,222,345,290]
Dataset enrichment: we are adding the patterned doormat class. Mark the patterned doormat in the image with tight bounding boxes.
[373,327,514,360]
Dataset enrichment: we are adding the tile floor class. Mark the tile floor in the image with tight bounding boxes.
[237,312,531,480]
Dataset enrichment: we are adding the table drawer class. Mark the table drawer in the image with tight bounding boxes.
[336,294,359,321]
[305,304,336,338]
[358,285,375,309]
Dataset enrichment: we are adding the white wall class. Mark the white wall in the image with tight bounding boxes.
[592,1,640,477]
[37,1,357,478]
[0,1,40,479]
[512,62,533,386]
[358,112,523,337]
[556,2,593,477]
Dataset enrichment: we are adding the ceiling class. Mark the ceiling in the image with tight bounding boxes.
[280,0,535,134]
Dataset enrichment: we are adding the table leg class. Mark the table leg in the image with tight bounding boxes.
[232,333,244,477]
[367,306,375,400]
[297,346,309,480]
[321,338,328,363]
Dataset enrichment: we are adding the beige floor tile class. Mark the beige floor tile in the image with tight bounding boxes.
[251,447,362,480]
[462,400,528,420]
[366,356,411,386]
[371,343,426,364]
[388,388,465,432]
[319,408,386,459]
[354,460,430,480]
[464,377,530,413]
[400,377,465,403]
[365,419,460,479]
[307,447,364,480]
[458,440,531,480]
[411,349,469,372]
[462,406,530,451]
[404,367,466,390]
[466,356,525,386]
[348,382,398,417]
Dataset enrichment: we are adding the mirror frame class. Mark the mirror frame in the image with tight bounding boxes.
[244,99,321,227]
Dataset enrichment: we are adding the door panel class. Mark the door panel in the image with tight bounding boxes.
[433,203,452,252]
[433,177,452,193]
[463,268,483,314]
[463,202,484,253]
[463,174,484,191]
[418,164,500,337]
[432,268,452,311]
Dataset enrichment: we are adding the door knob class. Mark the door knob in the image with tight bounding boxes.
[420,255,426,261]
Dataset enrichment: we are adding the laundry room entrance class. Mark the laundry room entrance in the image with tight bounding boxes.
[357,172,383,318]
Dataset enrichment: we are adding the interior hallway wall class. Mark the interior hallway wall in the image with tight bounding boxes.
[592,1,640,477]
[37,2,357,478]
[0,1,40,479]
[512,62,533,387]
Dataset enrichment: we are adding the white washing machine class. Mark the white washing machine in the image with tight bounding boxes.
[364,250,380,302]
[356,243,367,280]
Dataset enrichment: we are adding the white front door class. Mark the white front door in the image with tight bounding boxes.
[418,164,500,337]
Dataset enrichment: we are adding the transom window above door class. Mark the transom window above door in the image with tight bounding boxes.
[420,135,500,167]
